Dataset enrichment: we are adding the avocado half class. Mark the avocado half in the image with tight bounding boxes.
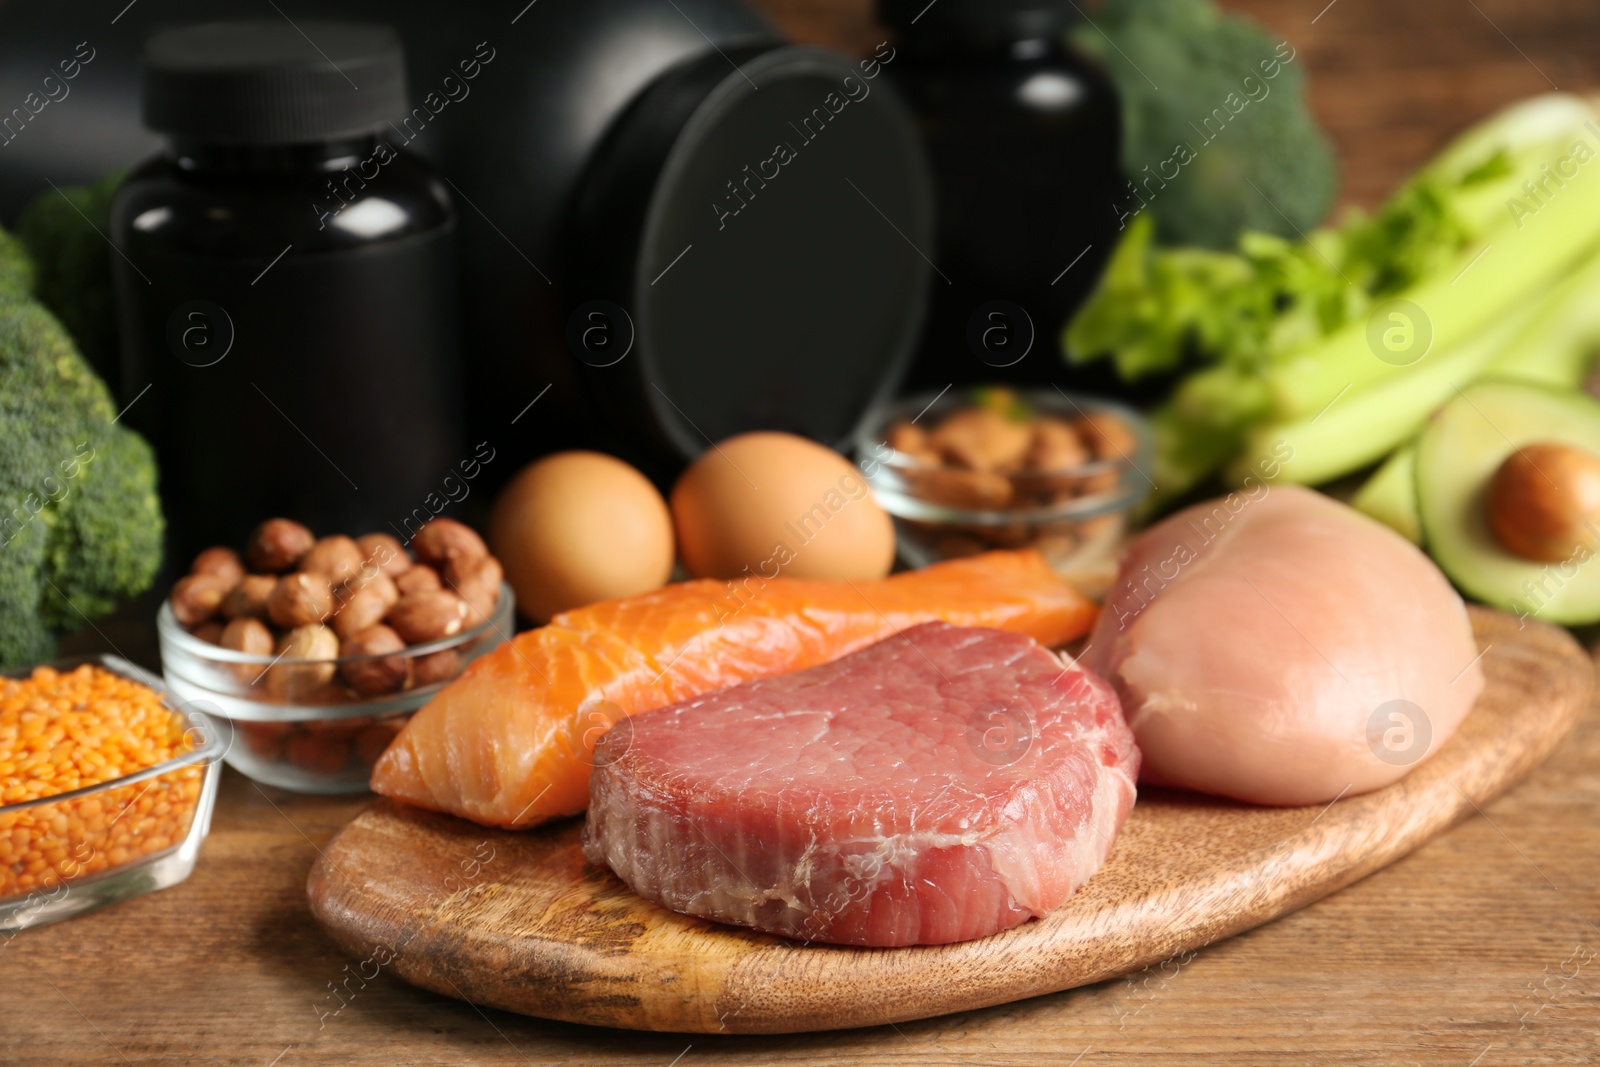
[1416,378,1600,624]
[1354,443,1421,544]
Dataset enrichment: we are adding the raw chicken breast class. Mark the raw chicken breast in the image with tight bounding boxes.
[583,623,1139,947]
[1083,485,1484,806]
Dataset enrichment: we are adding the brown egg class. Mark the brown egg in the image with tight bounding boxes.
[671,432,895,582]
[489,452,675,623]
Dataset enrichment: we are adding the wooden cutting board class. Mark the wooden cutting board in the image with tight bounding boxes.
[307,608,1592,1035]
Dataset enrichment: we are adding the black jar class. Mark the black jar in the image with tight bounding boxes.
[111,21,461,557]
[880,0,1123,390]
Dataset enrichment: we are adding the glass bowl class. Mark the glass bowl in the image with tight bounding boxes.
[856,388,1153,594]
[157,583,514,794]
[0,655,224,933]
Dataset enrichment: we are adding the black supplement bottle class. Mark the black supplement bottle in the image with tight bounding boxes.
[879,0,1123,390]
[112,21,461,558]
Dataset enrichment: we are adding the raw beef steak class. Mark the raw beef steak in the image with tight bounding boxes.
[582,622,1139,946]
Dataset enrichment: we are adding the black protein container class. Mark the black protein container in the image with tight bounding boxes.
[4,1,934,491]
[880,0,1123,389]
[110,21,460,557]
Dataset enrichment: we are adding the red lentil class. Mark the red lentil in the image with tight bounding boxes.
[0,665,202,899]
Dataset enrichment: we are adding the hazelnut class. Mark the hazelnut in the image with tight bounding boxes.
[266,625,340,699]
[221,616,275,686]
[267,573,334,629]
[339,625,413,696]
[190,547,245,589]
[386,590,469,645]
[356,533,412,578]
[300,535,365,585]
[411,648,461,687]
[331,585,391,641]
[1027,418,1091,472]
[247,519,315,573]
[239,721,290,761]
[411,518,488,571]
[1072,412,1138,462]
[931,408,1033,472]
[341,567,399,608]
[303,716,372,741]
[171,572,234,627]
[1488,442,1600,562]
[221,617,275,658]
[191,621,226,646]
[221,574,278,620]
[443,554,503,627]
[285,732,351,775]
[355,719,405,767]
[395,564,442,597]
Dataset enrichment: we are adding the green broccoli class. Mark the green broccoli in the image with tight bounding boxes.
[1073,0,1336,249]
[17,171,124,388]
[0,226,33,300]
[0,295,164,668]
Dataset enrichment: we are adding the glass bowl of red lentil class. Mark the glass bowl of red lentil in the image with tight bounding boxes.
[0,656,224,933]
[855,387,1152,597]
[155,584,513,795]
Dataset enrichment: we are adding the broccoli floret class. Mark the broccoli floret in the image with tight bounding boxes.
[0,295,164,668]
[1074,0,1337,249]
[17,171,124,388]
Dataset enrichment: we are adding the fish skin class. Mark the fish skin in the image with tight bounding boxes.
[1084,485,1485,806]
[583,623,1139,947]
[372,551,1098,828]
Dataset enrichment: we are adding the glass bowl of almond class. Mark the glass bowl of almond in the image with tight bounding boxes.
[857,387,1152,595]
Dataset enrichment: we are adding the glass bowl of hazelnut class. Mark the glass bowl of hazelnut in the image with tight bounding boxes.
[156,518,513,794]
[856,387,1152,597]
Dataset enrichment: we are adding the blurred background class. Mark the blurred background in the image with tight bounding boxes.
[756,0,1600,208]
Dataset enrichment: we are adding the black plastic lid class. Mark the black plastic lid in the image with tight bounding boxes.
[142,21,407,145]
[879,0,1080,38]
[569,43,934,464]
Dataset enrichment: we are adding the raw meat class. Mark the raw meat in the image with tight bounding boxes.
[582,622,1139,947]
[371,550,1097,828]
[1083,485,1484,806]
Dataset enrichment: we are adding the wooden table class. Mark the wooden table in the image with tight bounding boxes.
[7,1,1600,1063]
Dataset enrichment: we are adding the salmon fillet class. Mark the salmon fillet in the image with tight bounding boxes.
[583,623,1139,946]
[372,551,1096,828]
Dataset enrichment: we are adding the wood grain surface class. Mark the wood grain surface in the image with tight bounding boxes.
[300,609,1590,1035]
[10,0,1600,1063]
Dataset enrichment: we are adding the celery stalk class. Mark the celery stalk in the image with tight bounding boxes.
[1231,302,1539,485]
[1233,246,1600,486]
[1268,118,1600,418]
